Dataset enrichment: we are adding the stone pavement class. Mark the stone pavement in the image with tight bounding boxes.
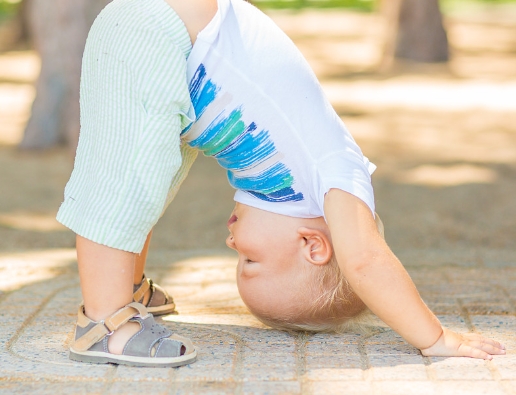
[0,245,516,394]
[2,7,516,395]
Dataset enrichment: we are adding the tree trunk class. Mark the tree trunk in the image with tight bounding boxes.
[16,0,31,44]
[19,0,111,151]
[380,0,449,68]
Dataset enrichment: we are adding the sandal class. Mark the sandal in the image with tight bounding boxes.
[133,274,178,316]
[69,302,197,367]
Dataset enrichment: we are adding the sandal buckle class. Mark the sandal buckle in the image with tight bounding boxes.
[99,320,114,336]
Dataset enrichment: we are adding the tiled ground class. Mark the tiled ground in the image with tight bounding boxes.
[0,250,515,394]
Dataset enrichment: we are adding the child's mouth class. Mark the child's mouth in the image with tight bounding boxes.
[227,214,237,227]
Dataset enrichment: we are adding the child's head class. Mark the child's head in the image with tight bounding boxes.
[226,203,372,332]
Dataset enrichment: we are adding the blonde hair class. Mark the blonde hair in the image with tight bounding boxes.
[250,255,376,334]
[251,213,385,335]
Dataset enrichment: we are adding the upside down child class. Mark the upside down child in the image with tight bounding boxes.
[57,0,505,367]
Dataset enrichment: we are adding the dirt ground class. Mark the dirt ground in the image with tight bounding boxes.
[0,6,515,292]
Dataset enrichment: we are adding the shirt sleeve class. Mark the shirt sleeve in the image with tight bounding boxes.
[316,149,376,218]
[56,11,195,253]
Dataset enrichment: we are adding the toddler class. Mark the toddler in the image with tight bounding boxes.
[57,0,505,367]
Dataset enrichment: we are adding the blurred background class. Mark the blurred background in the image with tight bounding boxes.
[0,0,515,292]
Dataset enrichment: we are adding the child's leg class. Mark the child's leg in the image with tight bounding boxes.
[76,235,141,354]
[134,231,152,285]
[132,230,178,315]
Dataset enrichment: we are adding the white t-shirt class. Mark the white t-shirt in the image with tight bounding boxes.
[182,0,376,218]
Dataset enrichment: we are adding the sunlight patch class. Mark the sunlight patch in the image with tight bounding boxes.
[395,164,497,187]
[323,80,516,112]
[0,211,67,231]
[0,84,35,145]
[0,51,40,82]
[0,249,75,291]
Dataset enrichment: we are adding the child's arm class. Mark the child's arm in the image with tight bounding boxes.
[324,188,505,359]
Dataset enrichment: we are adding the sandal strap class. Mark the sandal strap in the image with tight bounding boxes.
[73,302,149,352]
[170,334,195,354]
[133,275,151,304]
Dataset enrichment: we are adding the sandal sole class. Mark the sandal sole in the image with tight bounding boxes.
[69,349,197,368]
[147,304,178,316]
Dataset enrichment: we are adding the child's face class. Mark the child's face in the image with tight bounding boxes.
[226,203,324,320]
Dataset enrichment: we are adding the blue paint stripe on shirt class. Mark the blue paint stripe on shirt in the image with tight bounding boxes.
[185,62,305,202]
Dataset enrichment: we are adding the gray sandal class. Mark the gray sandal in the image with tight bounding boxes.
[133,275,178,316]
[69,302,196,367]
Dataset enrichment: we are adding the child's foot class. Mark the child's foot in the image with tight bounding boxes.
[107,321,141,354]
[133,275,178,316]
[70,303,196,367]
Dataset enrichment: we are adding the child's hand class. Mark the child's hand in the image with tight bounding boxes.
[420,327,506,360]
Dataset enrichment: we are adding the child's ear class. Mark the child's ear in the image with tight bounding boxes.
[297,227,333,266]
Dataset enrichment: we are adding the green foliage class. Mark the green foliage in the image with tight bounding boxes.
[254,0,516,11]
[0,0,21,20]
[254,0,375,11]
[442,0,516,4]
[440,0,516,13]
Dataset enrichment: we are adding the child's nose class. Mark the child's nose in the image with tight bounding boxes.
[226,234,236,250]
